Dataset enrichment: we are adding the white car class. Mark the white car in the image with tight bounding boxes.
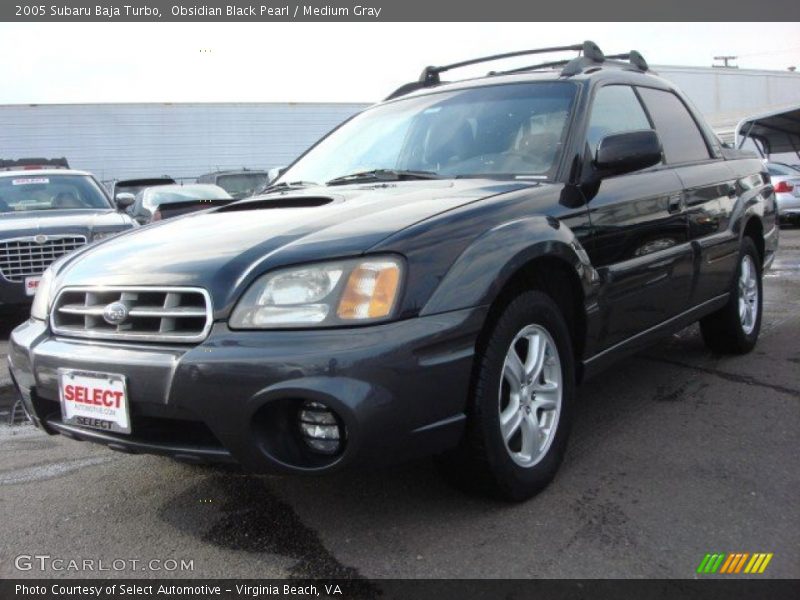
[767,162,800,224]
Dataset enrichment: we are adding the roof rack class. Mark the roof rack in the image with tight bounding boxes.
[385,41,649,100]
[604,51,649,72]
[499,49,649,78]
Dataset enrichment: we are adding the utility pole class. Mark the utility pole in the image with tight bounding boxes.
[713,55,738,69]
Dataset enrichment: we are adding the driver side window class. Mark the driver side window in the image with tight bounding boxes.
[586,85,652,154]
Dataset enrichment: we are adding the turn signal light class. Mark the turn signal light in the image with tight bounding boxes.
[337,260,401,320]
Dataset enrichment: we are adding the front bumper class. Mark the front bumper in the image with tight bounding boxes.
[8,308,485,473]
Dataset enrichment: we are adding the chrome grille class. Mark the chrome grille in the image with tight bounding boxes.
[51,287,212,343]
[0,236,86,282]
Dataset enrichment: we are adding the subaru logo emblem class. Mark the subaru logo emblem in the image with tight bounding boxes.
[103,302,128,326]
[34,234,48,244]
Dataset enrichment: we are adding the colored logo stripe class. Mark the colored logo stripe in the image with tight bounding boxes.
[697,553,726,573]
[720,553,750,573]
[697,552,773,574]
[744,553,773,574]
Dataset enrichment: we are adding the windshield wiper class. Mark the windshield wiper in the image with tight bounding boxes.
[259,180,318,194]
[326,169,441,186]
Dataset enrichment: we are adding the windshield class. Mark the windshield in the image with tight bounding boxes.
[216,174,269,199]
[278,82,578,185]
[143,185,231,210]
[0,174,111,213]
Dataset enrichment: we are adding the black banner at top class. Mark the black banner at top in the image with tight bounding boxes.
[4,0,800,21]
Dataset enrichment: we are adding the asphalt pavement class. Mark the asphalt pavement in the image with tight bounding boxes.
[0,229,798,581]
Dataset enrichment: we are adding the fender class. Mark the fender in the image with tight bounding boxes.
[420,215,598,316]
[729,163,778,270]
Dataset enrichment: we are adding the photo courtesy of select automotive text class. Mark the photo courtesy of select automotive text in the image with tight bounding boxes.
[0,2,798,599]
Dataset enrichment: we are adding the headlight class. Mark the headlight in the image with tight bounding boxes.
[230,256,403,329]
[30,267,55,321]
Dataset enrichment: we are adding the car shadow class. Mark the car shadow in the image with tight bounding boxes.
[0,308,29,338]
[157,324,723,579]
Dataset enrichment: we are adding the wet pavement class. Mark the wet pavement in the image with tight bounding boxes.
[0,228,798,580]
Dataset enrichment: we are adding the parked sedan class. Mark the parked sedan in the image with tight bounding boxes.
[767,162,800,224]
[106,177,176,204]
[197,169,271,200]
[0,169,135,309]
[129,184,233,224]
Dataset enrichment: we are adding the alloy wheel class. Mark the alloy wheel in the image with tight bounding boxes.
[738,254,759,335]
[498,324,563,468]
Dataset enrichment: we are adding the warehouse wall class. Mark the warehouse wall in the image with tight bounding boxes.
[656,66,800,143]
[0,102,369,181]
[2,67,798,181]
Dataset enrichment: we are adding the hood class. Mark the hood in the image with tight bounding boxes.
[0,209,131,237]
[55,179,535,313]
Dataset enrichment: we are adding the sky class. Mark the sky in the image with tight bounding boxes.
[1,22,798,104]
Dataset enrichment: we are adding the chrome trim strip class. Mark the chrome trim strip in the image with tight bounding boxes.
[50,286,213,344]
[0,234,87,244]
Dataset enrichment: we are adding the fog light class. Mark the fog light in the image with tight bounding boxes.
[298,401,343,455]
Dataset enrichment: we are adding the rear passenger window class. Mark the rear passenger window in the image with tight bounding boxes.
[586,85,652,152]
[637,88,711,164]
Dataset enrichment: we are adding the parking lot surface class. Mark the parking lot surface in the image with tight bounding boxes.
[0,229,798,580]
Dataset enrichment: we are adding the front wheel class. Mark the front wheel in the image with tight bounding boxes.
[700,237,762,354]
[441,291,575,501]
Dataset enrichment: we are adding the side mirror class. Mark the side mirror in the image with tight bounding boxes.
[115,193,135,210]
[267,166,287,184]
[594,130,662,177]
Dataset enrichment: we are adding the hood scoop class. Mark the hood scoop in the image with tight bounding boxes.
[218,196,335,212]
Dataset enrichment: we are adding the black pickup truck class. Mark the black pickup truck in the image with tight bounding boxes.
[9,42,778,501]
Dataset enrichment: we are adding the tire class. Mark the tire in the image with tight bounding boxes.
[440,290,576,501]
[699,236,762,354]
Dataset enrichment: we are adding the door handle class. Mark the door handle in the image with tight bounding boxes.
[667,193,684,214]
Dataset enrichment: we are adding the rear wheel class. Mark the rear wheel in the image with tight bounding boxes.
[441,291,575,501]
[700,237,762,354]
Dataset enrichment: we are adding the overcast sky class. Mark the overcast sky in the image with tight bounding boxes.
[1,22,798,104]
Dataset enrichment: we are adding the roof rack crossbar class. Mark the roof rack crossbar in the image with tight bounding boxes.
[604,50,649,72]
[383,41,602,100]
[496,47,648,78]
[385,42,649,101]
[419,43,589,84]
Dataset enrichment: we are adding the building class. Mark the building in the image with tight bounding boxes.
[655,65,800,150]
[0,102,368,182]
[1,66,798,181]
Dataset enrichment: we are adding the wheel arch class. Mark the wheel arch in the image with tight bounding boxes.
[484,255,588,381]
[421,216,595,380]
[742,216,765,264]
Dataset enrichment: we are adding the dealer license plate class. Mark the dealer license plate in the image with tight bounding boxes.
[59,369,131,434]
[24,276,41,296]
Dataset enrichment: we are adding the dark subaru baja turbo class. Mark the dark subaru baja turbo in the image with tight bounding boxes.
[9,42,777,500]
